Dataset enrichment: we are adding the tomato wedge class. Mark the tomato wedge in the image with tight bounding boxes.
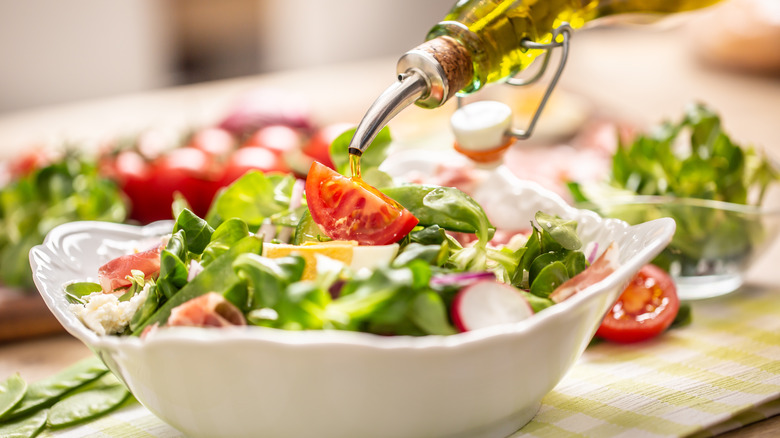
[596,264,680,343]
[304,161,418,245]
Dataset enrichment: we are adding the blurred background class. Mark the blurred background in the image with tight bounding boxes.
[0,0,777,140]
[0,0,455,113]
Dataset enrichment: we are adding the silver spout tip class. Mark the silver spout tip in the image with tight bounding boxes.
[347,71,428,155]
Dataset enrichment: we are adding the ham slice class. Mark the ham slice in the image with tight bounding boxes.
[98,244,163,293]
[549,242,620,303]
[167,292,246,328]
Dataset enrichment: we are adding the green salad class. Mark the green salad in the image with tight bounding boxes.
[66,169,595,337]
[0,152,127,289]
[569,103,779,274]
[64,127,602,338]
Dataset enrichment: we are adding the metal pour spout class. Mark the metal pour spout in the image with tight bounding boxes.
[347,70,428,156]
[347,36,475,157]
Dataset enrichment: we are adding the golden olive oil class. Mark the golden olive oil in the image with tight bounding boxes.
[427,0,722,94]
[349,153,361,179]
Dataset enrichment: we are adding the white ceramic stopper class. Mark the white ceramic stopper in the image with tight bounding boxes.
[450,100,513,151]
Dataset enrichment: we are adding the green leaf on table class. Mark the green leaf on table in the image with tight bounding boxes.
[0,373,27,419]
[47,380,130,429]
[3,356,108,420]
[0,409,48,438]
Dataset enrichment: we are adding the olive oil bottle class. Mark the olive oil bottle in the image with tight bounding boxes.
[347,0,723,157]
[429,0,723,94]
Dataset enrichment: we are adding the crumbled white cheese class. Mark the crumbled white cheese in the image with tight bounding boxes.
[70,284,149,336]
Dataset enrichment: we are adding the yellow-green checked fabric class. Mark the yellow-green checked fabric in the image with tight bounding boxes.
[514,284,780,438]
[43,285,780,438]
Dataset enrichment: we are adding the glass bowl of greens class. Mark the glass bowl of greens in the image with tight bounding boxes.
[578,196,780,299]
[30,177,675,438]
[570,102,780,300]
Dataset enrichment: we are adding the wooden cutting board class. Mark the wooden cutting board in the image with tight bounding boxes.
[0,285,65,343]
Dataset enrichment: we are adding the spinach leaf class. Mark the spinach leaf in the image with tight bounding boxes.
[292,209,330,244]
[409,292,457,336]
[529,262,569,298]
[511,214,588,295]
[233,253,291,309]
[165,230,187,261]
[534,212,582,251]
[382,185,493,236]
[205,171,294,231]
[520,291,555,313]
[276,282,331,330]
[201,218,250,267]
[128,285,160,333]
[157,249,188,300]
[64,282,102,304]
[329,126,391,176]
[393,243,449,268]
[173,209,214,255]
[409,225,447,245]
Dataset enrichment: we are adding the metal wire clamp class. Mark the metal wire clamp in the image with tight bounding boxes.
[457,22,574,140]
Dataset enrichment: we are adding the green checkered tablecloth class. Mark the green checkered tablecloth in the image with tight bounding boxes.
[42,285,780,438]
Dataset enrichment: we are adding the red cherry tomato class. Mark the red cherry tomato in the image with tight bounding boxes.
[112,150,158,223]
[188,127,236,157]
[152,147,220,219]
[221,146,288,185]
[304,161,418,245]
[7,148,51,179]
[596,264,680,343]
[302,123,353,169]
[243,125,302,156]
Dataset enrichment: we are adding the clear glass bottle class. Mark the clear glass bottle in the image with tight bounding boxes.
[428,0,724,94]
[347,0,723,158]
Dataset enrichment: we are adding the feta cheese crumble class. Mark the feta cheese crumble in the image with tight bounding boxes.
[69,284,150,335]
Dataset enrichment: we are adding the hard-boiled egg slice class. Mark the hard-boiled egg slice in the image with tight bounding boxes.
[262,241,399,280]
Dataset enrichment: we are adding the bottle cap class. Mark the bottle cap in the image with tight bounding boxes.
[451,100,513,164]
[450,100,512,150]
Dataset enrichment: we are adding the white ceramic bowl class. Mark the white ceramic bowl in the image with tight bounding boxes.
[31,181,674,438]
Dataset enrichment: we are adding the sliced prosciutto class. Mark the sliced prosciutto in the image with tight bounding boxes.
[167,292,246,328]
[549,242,620,303]
[98,244,164,293]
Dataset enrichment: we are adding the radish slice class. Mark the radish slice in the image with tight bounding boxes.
[452,280,534,332]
